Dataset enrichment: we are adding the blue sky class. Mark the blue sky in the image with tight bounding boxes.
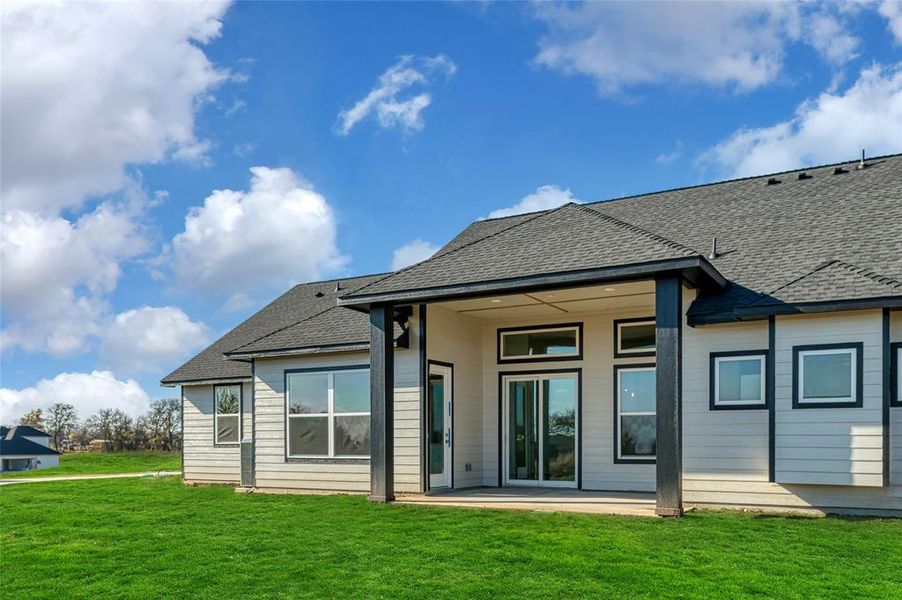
[2,1,901,421]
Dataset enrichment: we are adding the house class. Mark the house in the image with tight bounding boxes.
[163,154,902,516]
[0,426,61,472]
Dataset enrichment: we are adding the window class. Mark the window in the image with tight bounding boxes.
[891,342,901,407]
[793,343,863,409]
[614,365,656,462]
[709,351,767,410]
[286,367,370,458]
[614,318,655,358]
[214,385,241,445]
[498,324,582,363]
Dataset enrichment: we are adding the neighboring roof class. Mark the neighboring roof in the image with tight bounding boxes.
[5,425,50,439]
[161,274,389,385]
[342,154,902,321]
[0,426,8,438]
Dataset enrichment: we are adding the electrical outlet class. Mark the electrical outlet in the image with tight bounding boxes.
[465,463,472,472]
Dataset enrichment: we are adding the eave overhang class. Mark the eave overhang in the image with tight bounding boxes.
[338,256,728,310]
[688,294,902,326]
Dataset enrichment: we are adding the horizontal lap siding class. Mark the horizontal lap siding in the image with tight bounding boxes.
[182,383,250,483]
[774,311,883,487]
[428,307,483,489]
[252,309,422,494]
[685,309,901,512]
[480,306,657,492]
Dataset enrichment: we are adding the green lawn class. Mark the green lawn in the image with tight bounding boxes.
[1,478,899,599]
[1,450,180,478]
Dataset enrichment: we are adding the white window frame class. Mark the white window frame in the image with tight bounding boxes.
[796,346,859,407]
[615,365,656,462]
[286,368,370,459]
[712,354,766,408]
[213,384,241,446]
[498,325,581,362]
[615,318,656,357]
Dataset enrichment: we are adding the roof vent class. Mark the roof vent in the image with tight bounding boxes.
[797,172,812,180]
[767,177,781,185]
[833,167,848,175]
[708,237,719,259]
[334,281,342,293]
[314,291,324,298]
[857,149,867,170]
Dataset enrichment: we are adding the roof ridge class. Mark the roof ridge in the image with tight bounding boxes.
[342,205,566,298]
[225,305,340,354]
[578,204,700,256]
[475,152,902,225]
[753,259,902,305]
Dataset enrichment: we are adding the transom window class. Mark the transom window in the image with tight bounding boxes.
[793,343,863,409]
[214,384,241,445]
[498,324,582,362]
[710,351,767,410]
[614,318,655,358]
[614,365,656,462]
[286,368,370,458]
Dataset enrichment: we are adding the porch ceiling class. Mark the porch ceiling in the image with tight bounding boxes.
[433,281,654,319]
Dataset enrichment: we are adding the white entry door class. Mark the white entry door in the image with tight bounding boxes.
[428,363,453,489]
[503,373,578,488]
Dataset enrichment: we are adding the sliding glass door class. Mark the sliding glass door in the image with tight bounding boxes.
[503,373,578,487]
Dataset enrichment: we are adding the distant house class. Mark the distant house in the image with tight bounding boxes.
[0,426,61,472]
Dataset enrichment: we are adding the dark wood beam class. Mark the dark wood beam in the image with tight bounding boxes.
[369,305,395,502]
[655,275,683,517]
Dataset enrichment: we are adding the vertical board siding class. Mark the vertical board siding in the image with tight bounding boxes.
[182,383,250,483]
[427,307,484,489]
[250,311,422,494]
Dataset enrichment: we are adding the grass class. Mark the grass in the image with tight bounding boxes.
[1,478,900,599]
[1,450,180,478]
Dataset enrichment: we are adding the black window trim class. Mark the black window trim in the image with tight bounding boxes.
[708,349,770,411]
[283,364,371,462]
[613,362,657,465]
[792,342,864,409]
[890,341,902,408]
[496,322,584,364]
[613,316,656,359]
[213,383,243,447]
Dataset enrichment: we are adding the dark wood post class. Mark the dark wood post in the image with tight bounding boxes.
[369,304,395,502]
[655,274,683,517]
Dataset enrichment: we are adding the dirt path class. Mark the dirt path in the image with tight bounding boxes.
[0,470,181,485]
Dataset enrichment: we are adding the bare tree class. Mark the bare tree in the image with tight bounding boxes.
[19,408,46,430]
[110,409,133,450]
[145,399,181,451]
[46,403,78,450]
[86,408,116,451]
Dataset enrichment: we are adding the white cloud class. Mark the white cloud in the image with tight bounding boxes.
[0,371,151,423]
[701,63,902,178]
[1,199,149,355]
[335,54,456,135]
[486,185,582,219]
[100,307,211,375]
[1,1,231,214]
[167,166,346,299]
[656,140,684,165]
[532,2,865,96]
[391,240,440,271]
[880,0,902,43]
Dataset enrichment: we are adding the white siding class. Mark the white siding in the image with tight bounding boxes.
[683,309,901,513]
[479,307,657,492]
[182,382,252,483]
[427,306,484,488]
[774,310,883,486]
[251,309,422,494]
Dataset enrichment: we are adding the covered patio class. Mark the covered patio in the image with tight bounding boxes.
[396,487,658,517]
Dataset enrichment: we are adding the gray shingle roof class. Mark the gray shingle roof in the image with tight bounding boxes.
[343,154,902,320]
[161,274,389,385]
